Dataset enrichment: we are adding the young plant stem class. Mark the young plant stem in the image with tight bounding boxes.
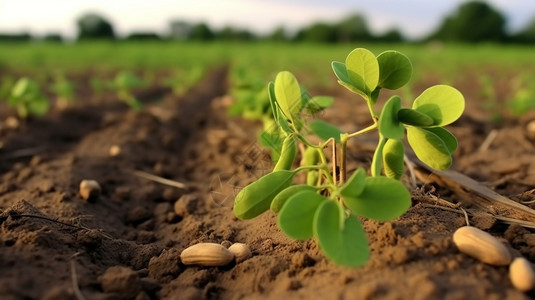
[340,134,348,184]
[331,139,337,185]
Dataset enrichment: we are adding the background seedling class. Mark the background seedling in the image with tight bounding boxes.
[7,77,50,119]
[233,47,465,267]
[51,73,76,109]
[111,71,146,110]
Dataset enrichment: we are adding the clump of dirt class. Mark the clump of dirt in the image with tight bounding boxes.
[0,67,534,299]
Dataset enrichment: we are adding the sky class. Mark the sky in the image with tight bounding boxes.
[0,0,534,40]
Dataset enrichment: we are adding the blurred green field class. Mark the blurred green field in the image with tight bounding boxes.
[1,41,535,118]
[2,41,534,75]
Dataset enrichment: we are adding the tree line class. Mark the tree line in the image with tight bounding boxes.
[1,1,534,44]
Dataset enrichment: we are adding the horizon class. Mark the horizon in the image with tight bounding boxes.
[1,0,534,40]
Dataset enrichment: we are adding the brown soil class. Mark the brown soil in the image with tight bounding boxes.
[1,67,535,300]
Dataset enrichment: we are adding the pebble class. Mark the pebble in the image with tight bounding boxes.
[79,180,101,202]
[228,243,252,263]
[510,257,535,292]
[109,145,121,157]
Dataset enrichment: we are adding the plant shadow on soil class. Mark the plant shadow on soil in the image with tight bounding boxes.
[0,67,535,300]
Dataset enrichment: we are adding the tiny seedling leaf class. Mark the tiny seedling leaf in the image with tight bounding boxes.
[332,61,351,86]
[383,139,405,179]
[271,184,318,213]
[234,170,296,219]
[407,126,452,170]
[343,176,411,221]
[314,201,370,267]
[378,95,404,139]
[268,81,278,120]
[309,119,343,143]
[377,50,412,90]
[345,48,379,95]
[412,85,465,127]
[274,71,303,124]
[340,168,366,198]
[278,190,325,240]
[397,108,434,127]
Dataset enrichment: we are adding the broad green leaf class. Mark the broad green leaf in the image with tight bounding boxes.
[273,136,297,171]
[377,50,412,90]
[383,139,404,179]
[271,184,318,213]
[343,176,411,221]
[423,127,458,154]
[306,96,334,113]
[274,71,302,123]
[234,170,296,220]
[397,108,434,127]
[412,85,465,127]
[345,48,379,95]
[407,126,452,170]
[314,201,370,267]
[332,61,351,85]
[378,96,404,139]
[278,190,325,240]
[340,168,366,198]
[309,120,343,143]
[275,105,294,134]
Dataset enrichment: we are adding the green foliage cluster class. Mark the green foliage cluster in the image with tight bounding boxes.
[163,66,205,97]
[6,78,50,118]
[111,71,146,111]
[233,47,465,267]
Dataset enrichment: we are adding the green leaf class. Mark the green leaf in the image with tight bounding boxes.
[332,61,351,86]
[271,184,318,213]
[343,176,411,221]
[306,96,334,113]
[424,127,458,154]
[412,85,465,127]
[274,71,303,123]
[345,48,379,95]
[397,108,434,127]
[340,168,366,198]
[273,136,297,171]
[278,190,325,240]
[406,126,452,170]
[383,139,404,179]
[314,201,370,267]
[267,81,278,120]
[309,120,342,143]
[378,96,404,139]
[377,50,412,90]
[234,170,296,220]
[27,96,50,116]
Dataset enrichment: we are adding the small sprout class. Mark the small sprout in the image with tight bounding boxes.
[233,47,464,267]
[52,74,76,109]
[79,179,102,202]
[111,71,146,111]
[228,243,252,263]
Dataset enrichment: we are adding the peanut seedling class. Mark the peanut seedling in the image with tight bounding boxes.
[233,47,465,267]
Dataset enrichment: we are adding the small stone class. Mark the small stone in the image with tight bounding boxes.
[79,180,101,202]
[510,257,535,292]
[109,145,121,157]
[526,120,535,139]
[228,243,252,263]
